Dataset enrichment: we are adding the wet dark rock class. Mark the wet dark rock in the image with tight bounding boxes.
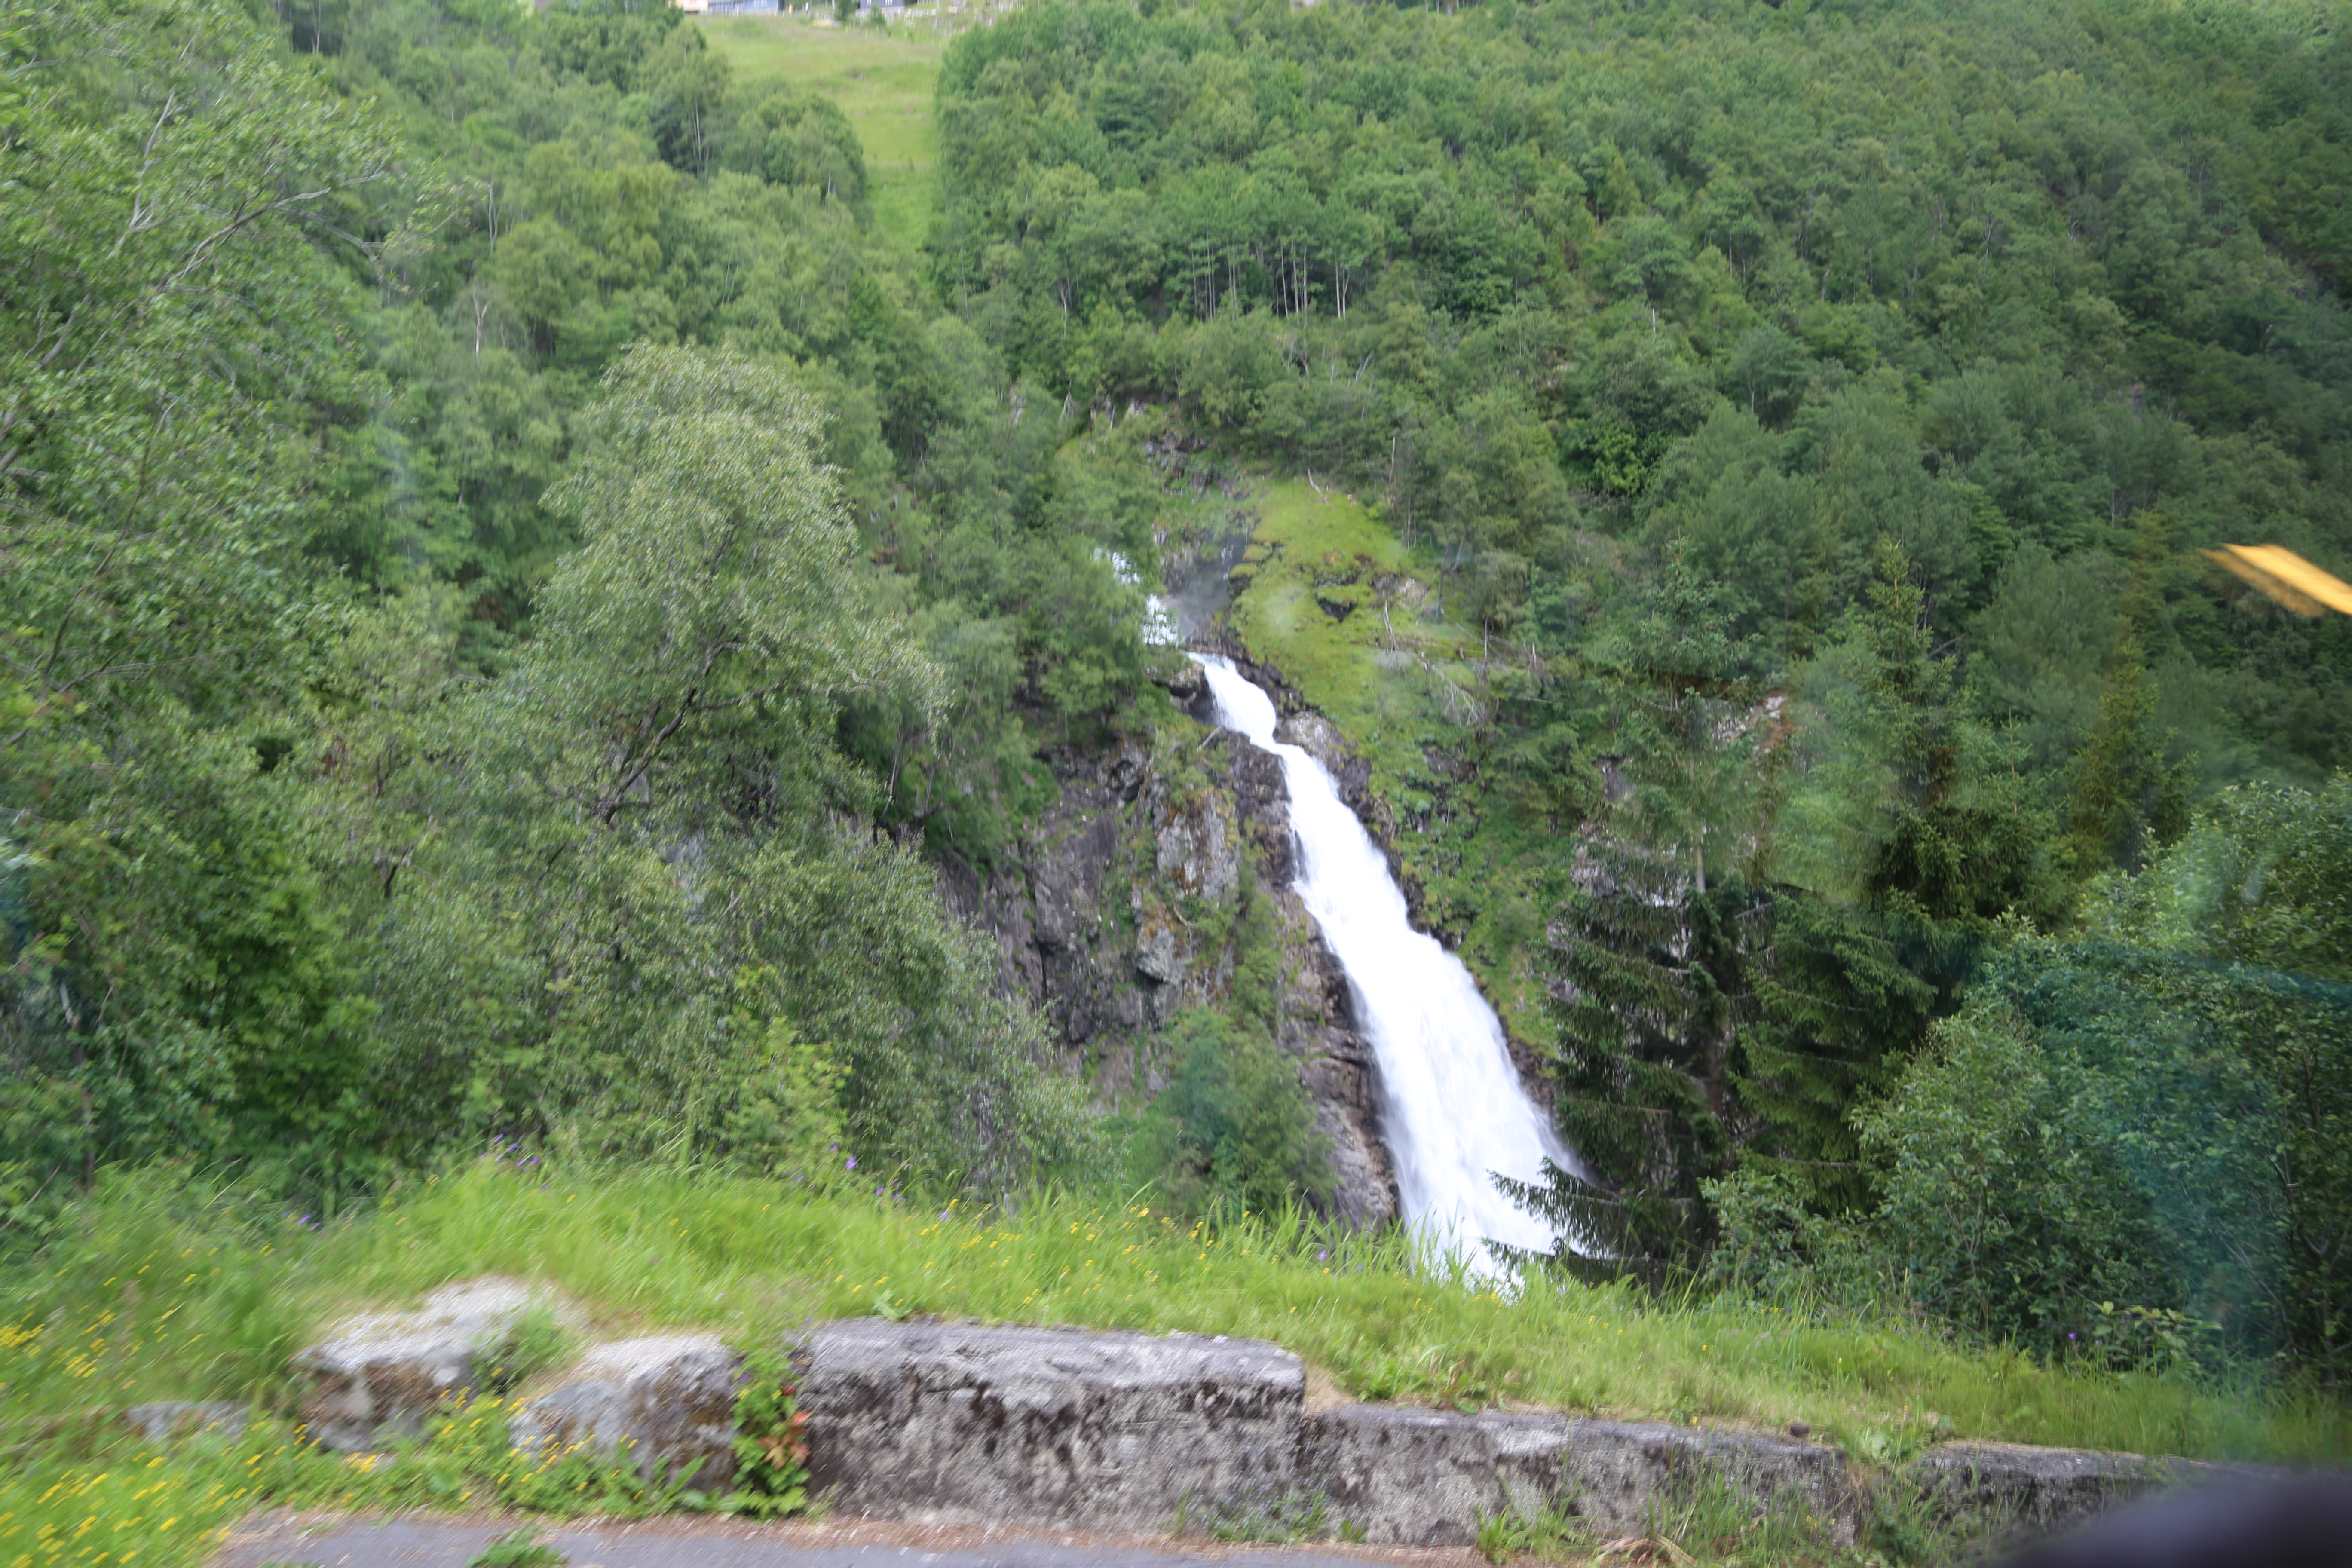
[940,714,1393,1228]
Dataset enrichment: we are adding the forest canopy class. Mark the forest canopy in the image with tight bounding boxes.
[925,0,2352,1377]
[4,0,2350,1396]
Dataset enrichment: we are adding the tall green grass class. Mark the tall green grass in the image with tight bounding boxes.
[1,1158,2342,1565]
[9,1159,2341,1459]
[697,16,944,245]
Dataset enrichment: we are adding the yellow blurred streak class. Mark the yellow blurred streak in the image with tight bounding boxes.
[2202,544,2352,617]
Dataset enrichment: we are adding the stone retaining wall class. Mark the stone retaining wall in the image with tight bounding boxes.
[281,1285,2271,1549]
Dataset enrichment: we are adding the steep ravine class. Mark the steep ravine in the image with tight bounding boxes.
[1194,636,1565,1127]
[937,659,1398,1228]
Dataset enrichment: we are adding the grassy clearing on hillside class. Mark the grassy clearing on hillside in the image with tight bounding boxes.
[1228,479,1454,784]
[698,16,942,245]
[3,1161,2342,1563]
[1225,479,1562,1036]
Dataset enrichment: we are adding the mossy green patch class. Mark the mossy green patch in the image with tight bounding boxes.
[1223,478,1563,1042]
[1228,481,1453,775]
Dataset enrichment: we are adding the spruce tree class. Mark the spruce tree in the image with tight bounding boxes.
[1500,565,1770,1280]
[1740,542,2057,1215]
[2062,512,2196,882]
[1506,546,2064,1273]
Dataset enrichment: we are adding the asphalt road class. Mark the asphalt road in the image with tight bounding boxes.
[213,1516,1485,1568]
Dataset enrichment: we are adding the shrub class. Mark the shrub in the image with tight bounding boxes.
[1134,1008,1330,1218]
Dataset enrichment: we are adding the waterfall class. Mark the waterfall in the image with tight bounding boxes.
[1191,654,1579,1265]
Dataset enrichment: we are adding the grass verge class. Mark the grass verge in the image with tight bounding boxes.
[4,1160,2338,1564]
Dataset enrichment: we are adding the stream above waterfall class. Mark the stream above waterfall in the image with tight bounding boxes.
[1191,654,1578,1266]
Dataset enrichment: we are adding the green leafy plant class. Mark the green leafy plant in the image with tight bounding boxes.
[469,1528,566,1568]
[2086,1302,2218,1378]
[1476,1503,1587,1564]
[714,1345,811,1518]
[1207,1487,1328,1543]
[485,1305,577,1393]
[417,1393,704,1518]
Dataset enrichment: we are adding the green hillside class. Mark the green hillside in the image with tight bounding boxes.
[3,0,2348,1558]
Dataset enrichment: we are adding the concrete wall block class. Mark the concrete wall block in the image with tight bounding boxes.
[286,1305,2260,1544]
[800,1319,1305,1533]
[1302,1403,1569,1545]
[294,1276,545,1452]
[1558,1418,1856,1542]
[509,1332,744,1491]
[1909,1440,2282,1537]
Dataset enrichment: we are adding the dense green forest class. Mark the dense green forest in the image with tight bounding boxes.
[3,0,2349,1424]
[0,0,1121,1206]
[925,0,2352,1378]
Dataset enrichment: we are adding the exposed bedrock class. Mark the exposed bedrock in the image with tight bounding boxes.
[938,665,1395,1229]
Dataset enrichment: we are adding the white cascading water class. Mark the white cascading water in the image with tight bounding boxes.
[1191,654,1579,1266]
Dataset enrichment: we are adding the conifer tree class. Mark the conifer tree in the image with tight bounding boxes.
[1501,565,1770,1279]
[1507,546,2064,1271]
[1740,542,2056,1214]
[2062,512,2196,882]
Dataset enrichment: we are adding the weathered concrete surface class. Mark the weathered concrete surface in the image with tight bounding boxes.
[791,1320,2272,1547]
[282,1309,2288,1549]
[1304,1404,1561,1546]
[1912,1439,2282,1534]
[511,1333,744,1490]
[294,1277,547,1452]
[122,1400,247,1444]
[1301,1406,1852,1547]
[1560,1418,1853,1540]
[799,1319,1305,1533]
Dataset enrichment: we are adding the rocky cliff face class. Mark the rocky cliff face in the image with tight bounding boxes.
[938,662,1396,1229]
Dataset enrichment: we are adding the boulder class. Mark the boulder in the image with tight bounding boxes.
[294,1276,548,1452]
[799,1318,1303,1533]
[123,1401,247,1444]
[509,1332,744,1491]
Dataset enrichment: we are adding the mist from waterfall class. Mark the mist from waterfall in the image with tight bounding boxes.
[1191,654,1577,1265]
